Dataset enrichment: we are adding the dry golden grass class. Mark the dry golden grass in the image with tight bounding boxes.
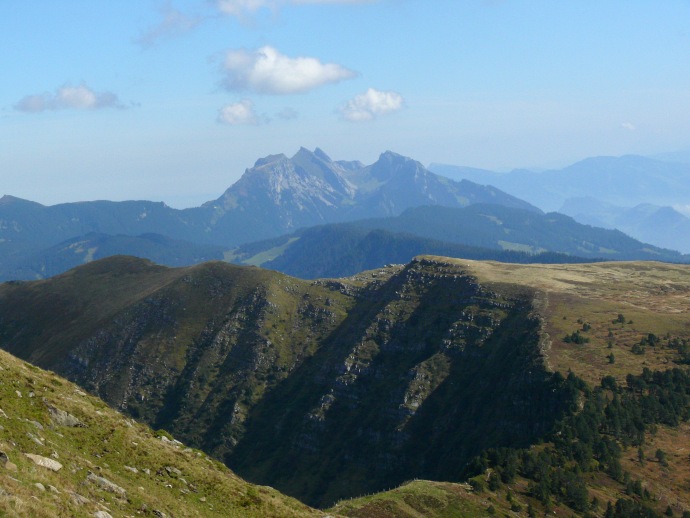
[620,423,690,516]
[421,257,690,385]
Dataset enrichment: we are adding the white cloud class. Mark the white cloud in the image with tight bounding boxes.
[136,1,203,47]
[217,99,260,125]
[217,0,271,16]
[291,0,376,4]
[621,121,636,131]
[222,45,356,94]
[340,88,404,122]
[14,84,123,113]
[217,0,376,17]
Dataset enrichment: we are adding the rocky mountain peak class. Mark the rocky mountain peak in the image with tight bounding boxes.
[253,153,289,169]
[292,147,333,164]
[369,150,427,182]
[291,147,330,171]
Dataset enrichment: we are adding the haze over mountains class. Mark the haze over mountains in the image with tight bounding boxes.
[0,147,538,280]
[2,148,689,282]
[431,154,690,253]
[227,204,688,279]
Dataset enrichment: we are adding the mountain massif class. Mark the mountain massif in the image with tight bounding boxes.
[3,148,689,283]
[2,255,690,516]
[0,256,570,506]
[0,148,535,281]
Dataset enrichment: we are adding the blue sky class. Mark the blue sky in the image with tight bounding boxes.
[2,1,689,208]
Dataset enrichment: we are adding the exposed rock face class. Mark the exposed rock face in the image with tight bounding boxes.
[228,259,569,506]
[206,147,534,240]
[0,256,573,507]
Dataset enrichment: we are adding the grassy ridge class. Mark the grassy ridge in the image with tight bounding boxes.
[444,258,690,384]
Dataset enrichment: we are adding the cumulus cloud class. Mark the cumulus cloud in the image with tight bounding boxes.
[136,1,203,47]
[221,45,356,94]
[14,84,124,113]
[217,0,376,16]
[217,99,260,125]
[340,88,404,122]
[621,121,636,131]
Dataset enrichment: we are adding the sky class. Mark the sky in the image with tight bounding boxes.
[1,1,690,208]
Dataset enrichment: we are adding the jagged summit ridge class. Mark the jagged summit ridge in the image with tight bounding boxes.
[252,153,289,169]
[209,147,537,225]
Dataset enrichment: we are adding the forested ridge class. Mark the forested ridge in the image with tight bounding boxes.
[464,367,690,517]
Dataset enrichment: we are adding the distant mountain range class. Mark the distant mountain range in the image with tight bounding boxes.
[1,232,226,281]
[430,154,690,212]
[0,148,535,281]
[2,149,690,282]
[227,220,597,280]
[430,154,690,254]
[204,147,536,243]
[559,198,690,254]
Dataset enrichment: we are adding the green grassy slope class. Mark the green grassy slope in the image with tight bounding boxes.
[0,348,320,517]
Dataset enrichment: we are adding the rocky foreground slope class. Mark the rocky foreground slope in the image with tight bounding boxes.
[0,347,319,517]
